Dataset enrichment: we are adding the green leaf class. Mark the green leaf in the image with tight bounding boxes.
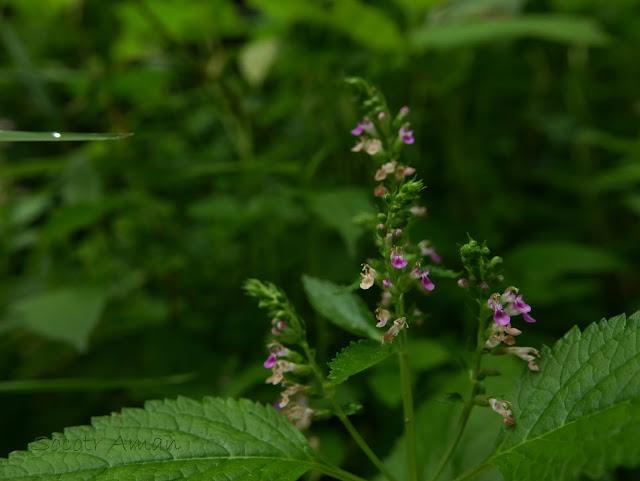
[328,339,394,384]
[0,397,333,481]
[8,286,108,352]
[306,188,374,258]
[410,15,609,50]
[238,37,281,87]
[0,130,133,141]
[0,373,196,393]
[487,312,640,481]
[302,275,380,341]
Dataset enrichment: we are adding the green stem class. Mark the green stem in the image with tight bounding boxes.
[427,311,488,481]
[301,342,397,481]
[395,295,419,481]
[449,460,492,481]
[315,462,371,481]
[333,402,399,481]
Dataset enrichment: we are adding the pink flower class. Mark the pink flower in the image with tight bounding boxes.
[399,126,414,145]
[421,269,435,291]
[391,248,408,269]
[382,278,392,288]
[350,120,374,136]
[263,351,278,369]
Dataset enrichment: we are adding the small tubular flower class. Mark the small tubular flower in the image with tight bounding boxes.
[399,125,414,145]
[375,307,390,328]
[391,247,408,269]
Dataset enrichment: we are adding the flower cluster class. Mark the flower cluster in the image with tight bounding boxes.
[244,279,320,429]
[488,287,536,326]
[485,287,540,371]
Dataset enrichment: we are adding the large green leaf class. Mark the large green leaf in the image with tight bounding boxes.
[302,275,380,341]
[0,397,350,481]
[328,339,394,384]
[410,15,608,50]
[8,287,108,352]
[485,312,640,481]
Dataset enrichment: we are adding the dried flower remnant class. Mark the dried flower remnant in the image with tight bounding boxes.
[375,160,398,181]
[501,346,540,371]
[360,264,376,290]
[374,184,388,197]
[382,317,408,345]
[489,398,515,426]
[375,307,391,328]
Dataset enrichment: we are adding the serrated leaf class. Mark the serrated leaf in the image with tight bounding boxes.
[329,340,394,384]
[302,275,380,341]
[486,312,640,481]
[0,397,332,481]
[0,130,132,141]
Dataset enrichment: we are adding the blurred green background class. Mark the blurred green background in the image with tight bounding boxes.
[1,0,639,479]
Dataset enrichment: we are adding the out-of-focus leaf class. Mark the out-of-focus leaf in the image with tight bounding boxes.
[591,163,640,193]
[302,275,380,340]
[0,130,132,141]
[410,15,609,50]
[8,286,108,352]
[239,37,281,87]
[0,373,196,393]
[306,188,373,257]
[249,0,401,51]
[506,241,625,305]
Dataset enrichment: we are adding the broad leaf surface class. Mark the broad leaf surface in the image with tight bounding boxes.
[302,275,380,340]
[328,340,394,384]
[489,312,640,481]
[0,397,322,480]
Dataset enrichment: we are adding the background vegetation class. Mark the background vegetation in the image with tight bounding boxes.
[1,0,638,479]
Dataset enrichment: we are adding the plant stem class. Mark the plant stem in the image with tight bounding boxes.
[427,311,488,481]
[449,460,493,481]
[316,462,371,481]
[301,341,397,481]
[395,294,419,481]
[333,402,399,481]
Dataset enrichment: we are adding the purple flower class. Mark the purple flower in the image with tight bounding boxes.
[523,313,536,323]
[351,120,374,136]
[399,126,414,145]
[382,278,392,288]
[399,106,410,117]
[458,278,469,288]
[263,351,278,369]
[421,269,435,291]
[488,298,510,326]
[391,249,408,269]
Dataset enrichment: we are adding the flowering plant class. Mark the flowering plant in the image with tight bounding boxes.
[1,79,639,481]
